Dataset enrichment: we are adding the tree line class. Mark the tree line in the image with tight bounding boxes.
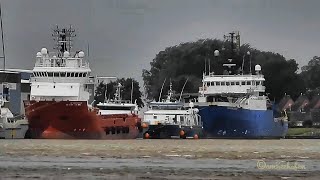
[142,38,318,102]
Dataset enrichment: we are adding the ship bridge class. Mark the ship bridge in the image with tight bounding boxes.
[199,74,266,96]
[30,48,94,102]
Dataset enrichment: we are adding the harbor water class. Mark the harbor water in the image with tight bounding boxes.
[0,139,320,179]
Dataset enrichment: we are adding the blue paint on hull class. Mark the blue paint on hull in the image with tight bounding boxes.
[198,106,288,138]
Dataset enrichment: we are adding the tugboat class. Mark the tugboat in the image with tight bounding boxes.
[24,26,141,139]
[142,81,203,139]
[0,82,28,139]
[197,32,288,138]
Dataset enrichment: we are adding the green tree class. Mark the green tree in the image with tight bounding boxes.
[301,56,320,89]
[142,38,306,102]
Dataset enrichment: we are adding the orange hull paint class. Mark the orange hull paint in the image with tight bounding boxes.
[24,101,142,139]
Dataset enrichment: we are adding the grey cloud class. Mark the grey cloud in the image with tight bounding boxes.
[1,0,320,84]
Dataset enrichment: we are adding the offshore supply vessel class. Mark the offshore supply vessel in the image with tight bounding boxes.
[24,26,141,139]
[197,32,288,138]
[142,81,203,139]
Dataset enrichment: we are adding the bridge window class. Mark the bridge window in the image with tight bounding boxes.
[241,81,246,85]
[256,81,260,85]
[216,82,220,86]
[226,82,230,86]
[210,82,215,86]
[54,73,59,77]
[60,72,66,77]
[153,116,157,119]
[221,82,225,86]
[247,81,251,85]
[236,82,240,85]
[71,73,74,77]
[231,82,235,86]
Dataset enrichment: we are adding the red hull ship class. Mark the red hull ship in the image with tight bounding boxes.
[24,101,141,139]
[25,26,141,139]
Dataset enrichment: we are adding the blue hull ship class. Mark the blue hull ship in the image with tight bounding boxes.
[199,106,288,138]
[196,31,288,138]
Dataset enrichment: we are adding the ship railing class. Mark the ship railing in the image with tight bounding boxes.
[35,57,89,68]
[204,74,264,78]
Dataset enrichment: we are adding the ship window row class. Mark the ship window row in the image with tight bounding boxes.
[97,106,133,111]
[206,81,263,86]
[33,72,88,78]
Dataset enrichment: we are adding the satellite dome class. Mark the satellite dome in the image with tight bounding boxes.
[255,64,261,71]
[36,52,42,57]
[52,55,57,58]
[41,48,48,55]
[78,51,85,58]
[189,102,194,108]
[63,51,70,57]
[214,50,220,57]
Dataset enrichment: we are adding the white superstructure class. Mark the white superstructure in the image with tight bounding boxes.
[198,57,269,110]
[96,83,138,115]
[30,26,94,102]
[143,83,201,127]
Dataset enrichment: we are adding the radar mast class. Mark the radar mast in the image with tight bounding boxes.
[52,25,76,57]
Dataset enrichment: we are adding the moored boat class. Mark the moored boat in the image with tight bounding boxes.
[142,82,203,139]
[0,82,28,139]
[24,26,141,139]
[197,32,288,138]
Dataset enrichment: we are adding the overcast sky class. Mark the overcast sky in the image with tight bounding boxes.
[1,0,320,83]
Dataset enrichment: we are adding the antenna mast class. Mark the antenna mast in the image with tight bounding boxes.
[222,31,240,75]
[0,1,5,70]
[52,25,76,57]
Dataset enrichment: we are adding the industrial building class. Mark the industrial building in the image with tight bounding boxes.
[0,69,32,115]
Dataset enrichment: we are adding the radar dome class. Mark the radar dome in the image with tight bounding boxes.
[78,51,85,58]
[36,52,42,57]
[214,50,220,57]
[255,64,261,71]
[41,48,48,55]
[63,51,70,57]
